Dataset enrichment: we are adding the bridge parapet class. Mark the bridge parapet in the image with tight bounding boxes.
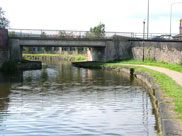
[8,28,174,40]
[8,28,135,40]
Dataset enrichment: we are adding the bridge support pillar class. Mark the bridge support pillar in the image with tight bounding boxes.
[88,47,106,62]
[9,39,22,61]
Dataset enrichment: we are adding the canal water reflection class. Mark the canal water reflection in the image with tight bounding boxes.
[0,61,157,136]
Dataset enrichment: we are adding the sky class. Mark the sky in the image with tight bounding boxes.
[0,0,182,34]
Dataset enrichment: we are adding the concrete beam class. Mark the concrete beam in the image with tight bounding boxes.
[19,39,106,47]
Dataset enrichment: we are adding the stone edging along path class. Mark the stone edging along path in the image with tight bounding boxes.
[72,62,182,136]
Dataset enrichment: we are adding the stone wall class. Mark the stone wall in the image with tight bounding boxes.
[103,37,182,63]
[113,36,133,60]
[0,29,9,68]
[132,41,182,64]
[0,29,8,47]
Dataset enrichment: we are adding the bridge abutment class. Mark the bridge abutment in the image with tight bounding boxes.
[87,37,133,62]
[9,39,22,61]
[88,47,106,62]
[0,29,9,67]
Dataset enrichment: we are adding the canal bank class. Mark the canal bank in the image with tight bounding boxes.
[72,61,182,136]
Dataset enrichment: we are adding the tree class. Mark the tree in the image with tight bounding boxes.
[0,7,9,29]
[41,31,46,38]
[58,30,73,38]
[86,23,105,38]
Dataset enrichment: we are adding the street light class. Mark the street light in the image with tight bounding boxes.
[143,20,146,62]
[143,20,146,39]
[170,2,182,36]
[147,0,149,39]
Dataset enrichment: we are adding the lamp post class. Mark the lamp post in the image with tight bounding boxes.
[143,21,145,62]
[170,2,182,36]
[143,20,146,39]
[147,0,149,39]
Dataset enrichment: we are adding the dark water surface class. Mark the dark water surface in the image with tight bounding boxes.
[0,61,157,136]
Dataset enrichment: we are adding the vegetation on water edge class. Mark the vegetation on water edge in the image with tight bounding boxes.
[23,53,88,62]
[86,61,182,119]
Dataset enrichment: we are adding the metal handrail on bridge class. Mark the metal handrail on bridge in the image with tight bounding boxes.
[8,28,134,39]
[8,28,173,40]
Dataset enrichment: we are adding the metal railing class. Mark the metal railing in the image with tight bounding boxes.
[8,28,175,40]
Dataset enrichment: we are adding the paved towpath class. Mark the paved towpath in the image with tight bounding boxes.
[123,64,182,86]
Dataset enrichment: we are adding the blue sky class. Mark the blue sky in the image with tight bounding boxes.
[0,0,182,34]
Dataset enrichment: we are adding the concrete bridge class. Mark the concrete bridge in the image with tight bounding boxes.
[1,28,182,67]
[9,38,108,61]
[8,29,137,62]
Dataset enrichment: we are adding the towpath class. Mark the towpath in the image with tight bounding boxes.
[123,64,182,86]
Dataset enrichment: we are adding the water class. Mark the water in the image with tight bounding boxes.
[0,61,157,136]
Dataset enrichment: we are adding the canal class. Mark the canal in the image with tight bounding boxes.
[0,61,158,136]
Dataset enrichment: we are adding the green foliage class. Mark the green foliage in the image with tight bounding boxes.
[1,61,17,73]
[9,31,16,37]
[58,30,66,37]
[0,7,9,28]
[41,32,46,38]
[86,23,105,38]
[58,30,73,38]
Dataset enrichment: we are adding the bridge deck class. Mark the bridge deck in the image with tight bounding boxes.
[19,39,106,47]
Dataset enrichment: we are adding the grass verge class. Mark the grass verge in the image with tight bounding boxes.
[109,59,182,72]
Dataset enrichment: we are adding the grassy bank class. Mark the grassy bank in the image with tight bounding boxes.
[109,59,182,72]
[23,53,88,62]
[86,61,182,119]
